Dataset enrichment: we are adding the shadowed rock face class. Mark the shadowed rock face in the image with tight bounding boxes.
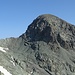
[21,14,75,50]
[0,14,75,75]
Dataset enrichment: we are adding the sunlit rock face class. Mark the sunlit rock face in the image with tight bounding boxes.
[0,14,75,75]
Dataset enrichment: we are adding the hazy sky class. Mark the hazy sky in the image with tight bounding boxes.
[0,0,75,39]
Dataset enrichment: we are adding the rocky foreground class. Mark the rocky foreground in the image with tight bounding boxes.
[0,14,75,75]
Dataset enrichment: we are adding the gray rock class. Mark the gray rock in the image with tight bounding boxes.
[0,14,75,75]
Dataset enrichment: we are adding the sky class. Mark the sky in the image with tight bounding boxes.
[0,0,75,39]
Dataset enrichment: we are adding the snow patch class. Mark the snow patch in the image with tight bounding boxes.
[0,47,9,53]
[0,66,12,75]
[10,56,16,66]
[10,60,15,66]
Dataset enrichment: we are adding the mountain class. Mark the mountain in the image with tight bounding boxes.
[0,14,75,75]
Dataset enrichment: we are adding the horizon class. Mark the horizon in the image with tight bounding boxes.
[0,0,75,39]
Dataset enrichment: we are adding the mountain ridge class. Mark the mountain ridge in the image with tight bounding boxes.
[0,14,75,75]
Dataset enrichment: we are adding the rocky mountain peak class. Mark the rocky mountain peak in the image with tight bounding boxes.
[21,14,61,40]
[21,14,75,50]
[0,14,75,75]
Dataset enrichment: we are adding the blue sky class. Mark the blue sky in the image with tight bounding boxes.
[0,0,75,39]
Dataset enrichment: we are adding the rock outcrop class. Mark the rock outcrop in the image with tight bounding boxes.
[0,14,75,75]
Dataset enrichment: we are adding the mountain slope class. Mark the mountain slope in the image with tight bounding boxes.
[0,14,75,75]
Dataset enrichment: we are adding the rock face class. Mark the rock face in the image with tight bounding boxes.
[0,14,75,75]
